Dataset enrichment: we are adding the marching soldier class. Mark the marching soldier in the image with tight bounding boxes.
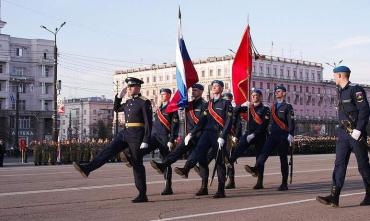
[150,83,209,196]
[31,140,41,166]
[174,80,233,198]
[73,77,152,203]
[144,88,179,195]
[49,141,57,165]
[41,140,49,165]
[317,66,370,207]
[245,85,295,191]
[0,139,4,167]
[229,88,270,189]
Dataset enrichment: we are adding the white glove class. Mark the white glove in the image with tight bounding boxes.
[287,134,294,144]
[241,101,250,107]
[118,84,127,98]
[167,142,174,151]
[139,142,148,149]
[232,136,238,143]
[217,137,225,150]
[351,129,361,140]
[184,133,192,146]
[247,133,255,143]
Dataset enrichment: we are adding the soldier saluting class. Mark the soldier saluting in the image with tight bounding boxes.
[245,85,295,191]
[317,66,370,207]
[73,77,153,203]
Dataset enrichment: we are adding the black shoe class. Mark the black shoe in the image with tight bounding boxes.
[316,186,340,207]
[174,167,189,179]
[161,181,174,195]
[253,183,264,190]
[121,151,132,168]
[225,178,236,189]
[195,180,208,196]
[73,162,89,178]
[193,165,201,177]
[150,160,165,175]
[277,183,288,191]
[131,195,148,203]
[360,186,370,206]
[244,165,258,177]
[213,191,226,198]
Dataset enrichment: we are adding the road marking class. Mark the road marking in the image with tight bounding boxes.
[148,191,365,221]
[0,167,358,197]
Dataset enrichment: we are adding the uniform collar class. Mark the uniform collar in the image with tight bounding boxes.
[339,81,351,92]
[131,93,141,99]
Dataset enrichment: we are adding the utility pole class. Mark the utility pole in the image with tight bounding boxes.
[41,22,66,142]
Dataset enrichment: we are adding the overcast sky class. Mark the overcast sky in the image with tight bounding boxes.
[2,0,370,99]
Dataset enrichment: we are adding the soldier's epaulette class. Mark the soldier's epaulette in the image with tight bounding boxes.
[139,95,148,101]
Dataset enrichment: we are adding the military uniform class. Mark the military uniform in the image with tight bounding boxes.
[175,80,233,198]
[317,66,370,207]
[73,77,152,203]
[230,100,271,189]
[250,85,295,191]
[144,89,179,195]
[0,140,4,167]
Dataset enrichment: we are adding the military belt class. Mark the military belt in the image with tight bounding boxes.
[125,123,145,127]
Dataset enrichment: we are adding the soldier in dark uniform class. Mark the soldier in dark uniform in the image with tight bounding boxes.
[143,88,179,195]
[229,88,270,189]
[73,77,153,203]
[245,85,295,191]
[150,84,209,195]
[174,80,233,198]
[317,66,370,207]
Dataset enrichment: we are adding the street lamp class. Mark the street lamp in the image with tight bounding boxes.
[40,22,66,142]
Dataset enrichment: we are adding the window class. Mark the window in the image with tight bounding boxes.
[259,82,263,89]
[317,71,321,80]
[45,66,51,77]
[287,85,290,92]
[84,119,86,124]
[225,82,229,89]
[201,71,205,77]
[153,76,156,82]
[0,64,3,74]
[306,87,309,93]
[259,66,263,74]
[280,68,283,77]
[294,85,297,92]
[273,67,277,76]
[159,76,163,81]
[84,110,87,115]
[19,83,26,93]
[44,101,49,111]
[267,66,270,75]
[252,65,256,73]
[19,116,30,129]
[173,74,176,80]
[166,75,169,80]
[146,77,149,83]
[217,69,221,76]
[287,69,290,78]
[14,67,25,76]
[318,88,321,94]
[252,81,256,88]
[311,71,315,80]
[300,70,303,79]
[43,53,47,59]
[267,83,270,89]
[293,69,297,78]
[209,69,213,77]
[300,86,302,92]
[16,48,23,57]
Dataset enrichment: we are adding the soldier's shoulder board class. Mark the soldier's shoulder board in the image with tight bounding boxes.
[139,95,148,101]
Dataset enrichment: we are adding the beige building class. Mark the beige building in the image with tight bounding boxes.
[59,96,113,141]
[113,54,370,136]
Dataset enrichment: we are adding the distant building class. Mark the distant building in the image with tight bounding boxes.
[0,7,55,148]
[59,96,114,141]
[114,54,370,136]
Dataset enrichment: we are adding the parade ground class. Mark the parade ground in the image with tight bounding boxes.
[0,154,369,221]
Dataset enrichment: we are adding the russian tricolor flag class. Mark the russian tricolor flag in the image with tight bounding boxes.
[166,8,198,113]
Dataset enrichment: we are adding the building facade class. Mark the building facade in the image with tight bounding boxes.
[114,55,370,136]
[59,96,114,141]
[0,13,55,148]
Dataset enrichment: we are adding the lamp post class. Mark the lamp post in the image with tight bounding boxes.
[40,22,66,142]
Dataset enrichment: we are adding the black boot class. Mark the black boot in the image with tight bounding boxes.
[174,167,189,179]
[161,180,174,195]
[195,180,208,196]
[277,177,288,191]
[360,185,370,206]
[121,151,132,168]
[150,160,166,175]
[253,175,264,189]
[316,186,341,207]
[213,183,226,199]
[244,165,258,177]
[73,162,90,178]
[131,194,148,203]
[225,176,236,189]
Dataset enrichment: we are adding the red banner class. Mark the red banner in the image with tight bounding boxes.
[232,25,252,106]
